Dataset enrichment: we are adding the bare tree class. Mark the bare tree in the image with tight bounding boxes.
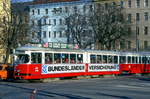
[90,3,131,50]
[66,12,94,49]
[0,0,30,64]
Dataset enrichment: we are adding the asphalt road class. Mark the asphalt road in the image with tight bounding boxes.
[0,75,150,99]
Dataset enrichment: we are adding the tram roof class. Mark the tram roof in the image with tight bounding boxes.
[15,46,150,56]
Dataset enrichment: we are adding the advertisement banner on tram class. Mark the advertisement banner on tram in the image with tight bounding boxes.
[42,64,85,74]
[88,64,119,72]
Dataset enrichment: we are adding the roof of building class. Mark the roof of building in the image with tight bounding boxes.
[29,0,92,8]
[32,0,79,5]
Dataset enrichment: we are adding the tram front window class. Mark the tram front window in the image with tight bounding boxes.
[16,54,29,64]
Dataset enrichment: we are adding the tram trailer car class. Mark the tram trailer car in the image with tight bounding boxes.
[13,46,150,80]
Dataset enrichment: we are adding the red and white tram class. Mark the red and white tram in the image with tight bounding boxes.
[13,46,150,80]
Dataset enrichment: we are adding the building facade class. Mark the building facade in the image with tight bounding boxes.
[122,0,150,51]
[28,0,150,51]
[29,0,93,44]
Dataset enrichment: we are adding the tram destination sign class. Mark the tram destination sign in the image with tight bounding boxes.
[88,64,119,72]
[42,64,85,74]
[43,42,79,49]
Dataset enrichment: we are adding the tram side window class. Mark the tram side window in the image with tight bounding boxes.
[147,57,150,64]
[135,57,138,63]
[54,53,61,64]
[132,56,135,63]
[31,53,42,64]
[139,57,142,63]
[119,56,126,64]
[145,57,149,64]
[77,54,83,63]
[108,56,113,63]
[127,56,131,63]
[142,57,146,64]
[114,56,118,64]
[70,54,76,63]
[90,54,96,63]
[62,54,69,63]
[103,55,107,63]
[97,55,102,63]
[45,53,52,64]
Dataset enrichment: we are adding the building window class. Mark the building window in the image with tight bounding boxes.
[144,0,148,7]
[53,19,56,25]
[38,9,40,15]
[44,19,47,25]
[120,40,126,49]
[32,9,34,15]
[144,12,148,21]
[45,9,48,14]
[136,26,139,35]
[136,0,140,8]
[83,5,86,13]
[128,27,132,33]
[144,41,148,49]
[38,20,41,26]
[144,26,148,35]
[112,2,116,5]
[128,0,131,8]
[65,7,68,13]
[43,31,46,38]
[32,20,35,26]
[105,3,108,9]
[128,13,132,23]
[89,5,93,12]
[59,19,62,25]
[59,31,62,37]
[49,31,51,38]
[136,13,140,21]
[54,31,56,38]
[120,1,124,8]
[74,6,77,13]
[127,41,131,49]
[59,8,62,13]
[49,19,51,25]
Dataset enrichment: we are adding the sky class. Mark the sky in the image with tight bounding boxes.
[11,0,33,3]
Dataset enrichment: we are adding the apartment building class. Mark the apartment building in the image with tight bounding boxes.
[29,0,93,43]
[120,0,150,51]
